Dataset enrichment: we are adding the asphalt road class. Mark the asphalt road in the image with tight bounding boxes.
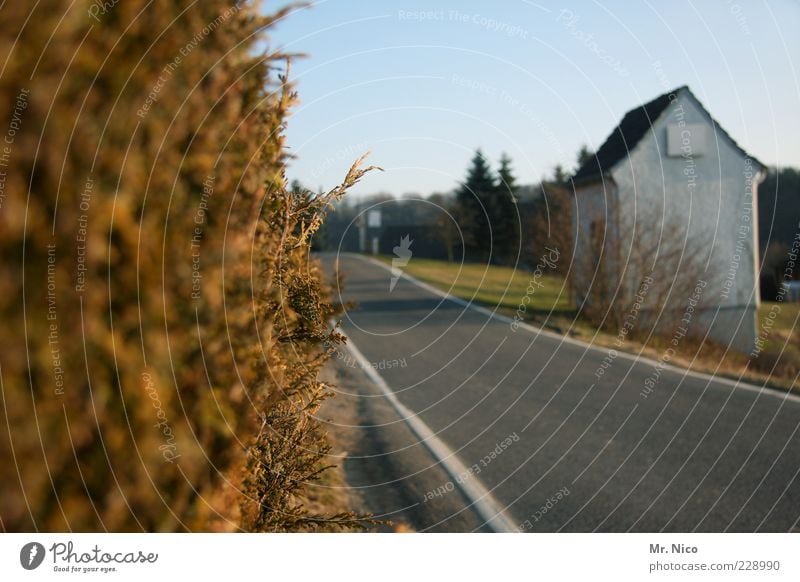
[322,253,800,532]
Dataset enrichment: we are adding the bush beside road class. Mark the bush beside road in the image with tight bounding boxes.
[373,255,799,394]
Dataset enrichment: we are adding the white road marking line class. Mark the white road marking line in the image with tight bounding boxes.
[335,325,519,533]
[354,253,800,405]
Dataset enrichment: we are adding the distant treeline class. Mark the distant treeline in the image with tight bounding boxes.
[758,167,800,299]
[315,151,579,272]
[317,159,800,301]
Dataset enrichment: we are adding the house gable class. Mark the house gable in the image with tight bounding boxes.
[571,86,764,353]
[573,86,764,185]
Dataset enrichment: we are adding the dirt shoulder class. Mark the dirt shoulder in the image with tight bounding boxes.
[316,354,491,532]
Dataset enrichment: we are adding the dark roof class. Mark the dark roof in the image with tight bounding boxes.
[572,87,681,182]
[572,85,764,183]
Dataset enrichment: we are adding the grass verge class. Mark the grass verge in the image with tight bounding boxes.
[374,255,798,394]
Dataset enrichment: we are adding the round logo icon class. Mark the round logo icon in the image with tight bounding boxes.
[20,542,45,570]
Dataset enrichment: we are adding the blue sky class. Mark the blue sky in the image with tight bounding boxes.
[268,0,800,197]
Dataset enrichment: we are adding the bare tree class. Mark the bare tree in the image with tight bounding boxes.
[430,193,469,263]
[573,198,721,338]
[527,181,574,274]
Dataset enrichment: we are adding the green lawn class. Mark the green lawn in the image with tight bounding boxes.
[379,255,799,341]
[370,254,798,390]
[759,301,800,335]
[757,301,800,357]
[376,256,572,315]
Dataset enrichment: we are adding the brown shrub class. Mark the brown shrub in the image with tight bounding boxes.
[0,1,372,532]
[750,347,800,380]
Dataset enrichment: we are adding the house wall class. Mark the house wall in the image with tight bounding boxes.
[572,178,617,305]
[608,90,761,352]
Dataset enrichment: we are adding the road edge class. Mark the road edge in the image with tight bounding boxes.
[353,253,800,406]
[334,324,520,533]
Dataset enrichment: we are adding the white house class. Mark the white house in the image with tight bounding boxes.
[571,86,766,353]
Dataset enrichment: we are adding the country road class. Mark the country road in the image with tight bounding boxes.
[321,253,800,532]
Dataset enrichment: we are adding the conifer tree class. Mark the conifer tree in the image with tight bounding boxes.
[553,164,568,184]
[456,150,496,260]
[576,144,595,169]
[493,153,521,264]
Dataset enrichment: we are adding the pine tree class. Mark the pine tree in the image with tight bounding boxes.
[493,153,521,264]
[553,164,568,184]
[576,144,595,169]
[456,150,496,260]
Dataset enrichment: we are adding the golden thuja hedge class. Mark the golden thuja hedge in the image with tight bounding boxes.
[0,1,370,531]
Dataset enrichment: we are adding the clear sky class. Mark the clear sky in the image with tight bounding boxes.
[268,0,800,197]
